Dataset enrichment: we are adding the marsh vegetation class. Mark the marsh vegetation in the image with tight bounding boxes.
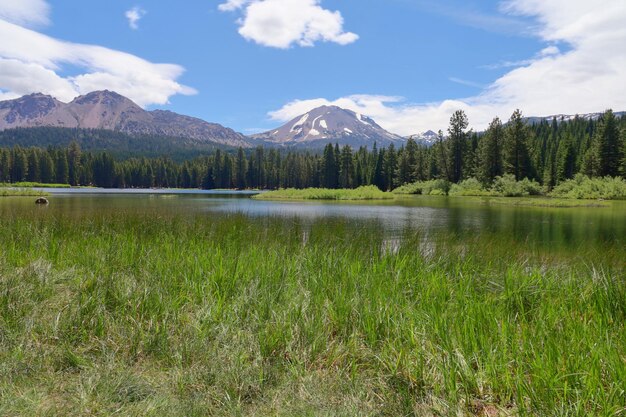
[0,193,624,416]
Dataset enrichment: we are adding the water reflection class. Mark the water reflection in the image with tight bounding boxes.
[1,190,624,254]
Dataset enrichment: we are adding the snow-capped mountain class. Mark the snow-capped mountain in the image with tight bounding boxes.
[0,91,251,148]
[524,111,626,125]
[250,105,405,148]
[406,130,439,146]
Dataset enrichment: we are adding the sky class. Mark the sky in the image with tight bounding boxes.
[0,0,625,136]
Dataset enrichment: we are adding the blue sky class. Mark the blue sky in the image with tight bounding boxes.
[0,0,624,134]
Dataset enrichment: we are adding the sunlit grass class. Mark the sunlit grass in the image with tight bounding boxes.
[0,210,623,416]
[253,185,394,200]
[0,188,49,197]
[0,182,71,188]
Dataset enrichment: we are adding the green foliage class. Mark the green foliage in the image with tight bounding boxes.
[550,174,626,200]
[449,178,498,196]
[253,185,393,200]
[491,174,544,197]
[393,179,450,195]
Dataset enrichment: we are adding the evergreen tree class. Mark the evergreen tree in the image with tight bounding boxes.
[338,145,354,188]
[591,109,622,177]
[67,141,82,186]
[503,109,531,180]
[55,150,69,184]
[321,143,339,188]
[555,133,576,182]
[235,147,247,189]
[396,147,412,186]
[447,110,468,182]
[11,148,28,182]
[0,149,11,182]
[477,117,504,184]
[383,144,398,190]
[26,149,40,182]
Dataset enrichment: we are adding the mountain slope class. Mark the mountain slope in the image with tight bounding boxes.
[250,105,405,148]
[0,91,251,148]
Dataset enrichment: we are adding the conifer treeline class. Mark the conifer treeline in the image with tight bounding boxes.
[1,110,624,190]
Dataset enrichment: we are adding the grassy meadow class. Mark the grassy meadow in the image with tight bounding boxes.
[0,207,624,416]
[253,185,393,200]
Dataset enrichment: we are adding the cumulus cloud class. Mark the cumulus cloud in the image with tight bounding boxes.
[0,2,194,107]
[218,0,358,48]
[0,0,49,27]
[125,6,146,30]
[269,0,626,135]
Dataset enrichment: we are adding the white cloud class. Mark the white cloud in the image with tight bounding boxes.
[125,6,146,30]
[218,0,358,48]
[0,2,195,107]
[269,0,626,135]
[0,0,50,27]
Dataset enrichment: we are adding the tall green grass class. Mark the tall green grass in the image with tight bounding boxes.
[0,188,49,197]
[253,185,394,200]
[0,182,71,188]
[0,211,623,416]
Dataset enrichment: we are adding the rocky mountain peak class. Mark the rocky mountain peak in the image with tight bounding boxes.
[250,105,404,148]
[0,91,251,148]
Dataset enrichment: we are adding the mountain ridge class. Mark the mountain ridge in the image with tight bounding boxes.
[0,91,251,148]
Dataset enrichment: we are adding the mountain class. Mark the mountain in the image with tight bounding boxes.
[0,91,251,148]
[407,130,439,146]
[524,111,626,125]
[250,105,405,148]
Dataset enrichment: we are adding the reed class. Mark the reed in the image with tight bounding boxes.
[0,210,623,416]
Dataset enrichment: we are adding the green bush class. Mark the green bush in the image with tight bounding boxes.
[550,174,626,200]
[449,178,498,196]
[492,174,543,197]
[393,179,450,195]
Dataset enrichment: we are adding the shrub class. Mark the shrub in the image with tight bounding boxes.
[492,174,543,197]
[393,179,450,195]
[449,178,498,196]
[550,174,626,200]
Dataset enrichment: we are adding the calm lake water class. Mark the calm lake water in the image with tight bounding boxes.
[1,188,624,256]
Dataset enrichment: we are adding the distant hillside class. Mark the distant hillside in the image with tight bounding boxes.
[250,105,405,148]
[0,127,229,161]
[0,90,252,148]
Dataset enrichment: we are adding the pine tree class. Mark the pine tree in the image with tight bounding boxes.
[321,143,338,188]
[26,149,40,182]
[447,110,468,183]
[555,133,576,182]
[235,147,247,189]
[591,109,622,177]
[338,145,354,188]
[383,144,398,190]
[404,138,419,182]
[477,117,504,184]
[11,148,28,182]
[55,150,69,184]
[67,141,82,186]
[503,109,531,180]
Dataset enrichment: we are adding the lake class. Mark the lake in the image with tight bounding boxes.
[1,188,624,257]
